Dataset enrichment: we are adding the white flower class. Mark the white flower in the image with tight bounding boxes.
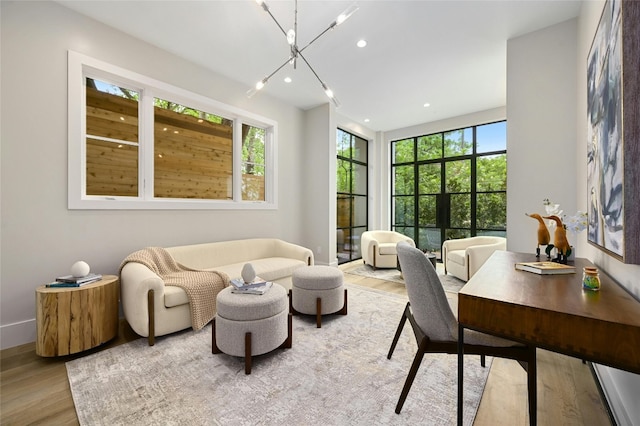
[564,211,588,233]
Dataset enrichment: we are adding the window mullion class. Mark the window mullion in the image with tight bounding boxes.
[140,89,154,200]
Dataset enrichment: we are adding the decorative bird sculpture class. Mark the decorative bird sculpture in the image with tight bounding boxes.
[543,215,571,263]
[525,213,550,258]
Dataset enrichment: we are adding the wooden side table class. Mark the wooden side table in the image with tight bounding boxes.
[36,275,119,357]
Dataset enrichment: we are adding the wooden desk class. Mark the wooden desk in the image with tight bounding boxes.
[457,251,640,425]
[36,275,119,357]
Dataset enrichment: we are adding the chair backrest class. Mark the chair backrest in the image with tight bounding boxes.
[397,242,458,342]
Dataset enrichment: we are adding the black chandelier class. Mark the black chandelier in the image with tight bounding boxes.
[247,0,359,107]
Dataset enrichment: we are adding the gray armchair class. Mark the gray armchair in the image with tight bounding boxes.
[388,242,536,419]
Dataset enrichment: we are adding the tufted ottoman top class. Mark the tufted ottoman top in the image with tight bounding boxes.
[293,265,344,291]
[216,283,288,322]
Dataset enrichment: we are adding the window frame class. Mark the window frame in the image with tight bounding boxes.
[68,51,277,210]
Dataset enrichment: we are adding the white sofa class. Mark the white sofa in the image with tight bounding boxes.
[121,238,313,345]
[361,231,415,269]
[442,236,506,281]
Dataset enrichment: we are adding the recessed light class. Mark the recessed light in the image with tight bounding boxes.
[364,118,370,123]
[423,103,431,107]
[284,77,292,83]
[357,39,367,48]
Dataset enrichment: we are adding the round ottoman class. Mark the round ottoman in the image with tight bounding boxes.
[290,266,348,328]
[212,283,291,374]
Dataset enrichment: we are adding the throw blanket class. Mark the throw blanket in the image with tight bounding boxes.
[120,247,229,331]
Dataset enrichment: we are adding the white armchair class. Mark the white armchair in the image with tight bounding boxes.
[361,231,415,269]
[442,236,506,281]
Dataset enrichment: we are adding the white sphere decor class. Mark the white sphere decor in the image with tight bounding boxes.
[71,261,91,278]
[241,263,256,283]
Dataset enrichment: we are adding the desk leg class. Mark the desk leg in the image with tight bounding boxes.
[458,324,464,426]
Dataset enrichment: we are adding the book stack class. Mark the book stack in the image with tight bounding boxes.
[230,277,273,295]
[46,273,103,288]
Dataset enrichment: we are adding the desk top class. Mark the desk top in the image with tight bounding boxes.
[458,251,640,374]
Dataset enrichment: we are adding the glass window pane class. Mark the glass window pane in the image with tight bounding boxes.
[242,124,265,201]
[353,195,367,227]
[394,196,415,227]
[393,165,414,195]
[353,135,367,163]
[417,134,442,161]
[418,195,437,227]
[418,163,441,194]
[477,121,506,153]
[337,129,350,157]
[449,193,470,228]
[392,138,414,164]
[444,128,472,157]
[353,163,367,195]
[85,78,139,197]
[445,160,471,193]
[477,154,506,191]
[337,195,351,228]
[477,192,506,230]
[446,228,471,240]
[337,159,350,193]
[154,98,233,200]
[419,228,441,252]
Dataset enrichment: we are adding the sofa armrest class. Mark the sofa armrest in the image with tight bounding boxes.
[273,239,314,265]
[361,232,377,265]
[120,262,165,337]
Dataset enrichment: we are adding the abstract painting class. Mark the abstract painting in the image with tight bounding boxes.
[586,0,640,264]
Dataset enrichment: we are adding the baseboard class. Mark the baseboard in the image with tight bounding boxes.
[0,318,36,350]
[592,363,635,426]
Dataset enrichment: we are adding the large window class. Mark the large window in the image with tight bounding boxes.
[337,129,368,264]
[69,51,276,209]
[391,121,506,256]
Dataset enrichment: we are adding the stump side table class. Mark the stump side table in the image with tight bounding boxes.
[36,275,119,357]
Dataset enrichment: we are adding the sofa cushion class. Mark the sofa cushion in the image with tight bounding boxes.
[378,243,398,255]
[164,285,189,308]
[211,257,307,282]
[447,250,466,267]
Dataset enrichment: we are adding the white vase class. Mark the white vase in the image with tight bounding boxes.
[241,263,256,283]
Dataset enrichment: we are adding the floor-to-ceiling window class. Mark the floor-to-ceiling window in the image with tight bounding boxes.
[391,121,506,259]
[337,129,368,264]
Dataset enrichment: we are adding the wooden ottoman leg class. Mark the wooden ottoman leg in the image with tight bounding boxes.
[316,297,322,328]
[339,289,348,315]
[280,313,293,349]
[245,332,252,375]
[289,289,300,315]
[212,318,221,354]
[148,290,155,346]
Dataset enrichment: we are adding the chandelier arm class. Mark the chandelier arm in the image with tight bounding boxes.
[298,23,336,54]
[260,1,289,38]
[296,51,325,87]
[264,55,296,82]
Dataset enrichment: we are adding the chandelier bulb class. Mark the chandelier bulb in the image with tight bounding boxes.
[336,4,358,26]
[287,29,296,45]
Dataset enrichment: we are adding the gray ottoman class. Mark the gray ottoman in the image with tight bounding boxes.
[212,283,292,374]
[290,265,347,328]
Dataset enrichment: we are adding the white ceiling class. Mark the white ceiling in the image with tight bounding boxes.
[57,0,583,132]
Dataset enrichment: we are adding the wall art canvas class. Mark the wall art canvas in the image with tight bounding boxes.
[586,0,640,264]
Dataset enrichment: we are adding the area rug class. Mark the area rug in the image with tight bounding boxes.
[343,262,466,293]
[66,285,490,426]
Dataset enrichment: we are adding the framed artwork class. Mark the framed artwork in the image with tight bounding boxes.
[586,0,640,264]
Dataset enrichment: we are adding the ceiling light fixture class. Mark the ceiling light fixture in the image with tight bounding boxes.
[247,0,358,107]
[357,39,367,48]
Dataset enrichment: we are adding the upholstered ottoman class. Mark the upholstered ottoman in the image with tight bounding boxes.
[290,266,347,328]
[212,283,292,374]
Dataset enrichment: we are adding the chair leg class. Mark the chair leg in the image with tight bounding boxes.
[147,290,155,346]
[316,297,322,328]
[395,338,427,414]
[481,354,486,367]
[388,303,409,359]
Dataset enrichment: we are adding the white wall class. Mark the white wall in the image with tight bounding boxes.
[0,0,309,348]
[506,19,578,254]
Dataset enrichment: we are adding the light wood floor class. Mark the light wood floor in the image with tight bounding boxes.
[1,263,612,425]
